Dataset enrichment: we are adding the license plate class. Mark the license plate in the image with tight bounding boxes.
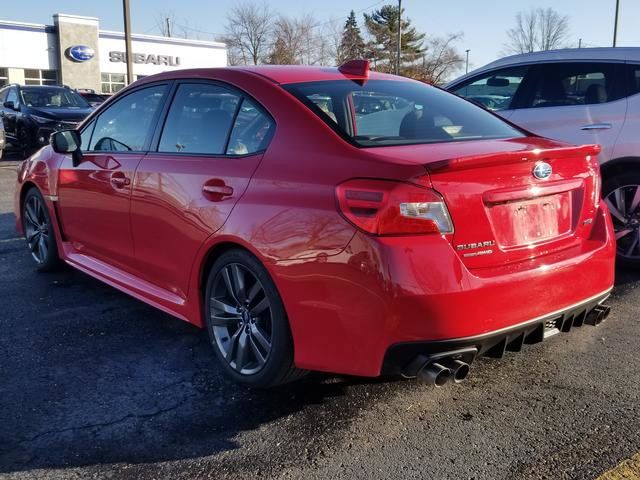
[489,193,572,247]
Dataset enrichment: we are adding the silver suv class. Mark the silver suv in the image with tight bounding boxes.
[447,47,640,267]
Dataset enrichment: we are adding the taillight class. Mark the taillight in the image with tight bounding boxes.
[335,179,454,236]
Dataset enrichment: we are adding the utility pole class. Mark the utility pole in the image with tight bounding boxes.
[166,17,171,37]
[122,0,134,85]
[613,0,620,47]
[465,49,470,74]
[578,38,582,48]
[395,0,402,75]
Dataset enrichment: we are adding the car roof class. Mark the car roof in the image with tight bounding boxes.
[448,47,640,86]
[141,65,400,85]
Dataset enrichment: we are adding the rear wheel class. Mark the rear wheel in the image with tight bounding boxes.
[603,171,640,268]
[204,249,305,388]
[22,188,60,271]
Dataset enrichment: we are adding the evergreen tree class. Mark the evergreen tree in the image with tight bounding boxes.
[364,5,425,74]
[337,10,366,64]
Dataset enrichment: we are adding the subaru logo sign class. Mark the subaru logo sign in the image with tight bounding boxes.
[66,45,95,62]
[533,162,552,180]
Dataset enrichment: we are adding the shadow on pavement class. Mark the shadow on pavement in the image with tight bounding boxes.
[0,258,394,474]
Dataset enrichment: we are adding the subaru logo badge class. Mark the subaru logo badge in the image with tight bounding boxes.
[533,162,552,180]
[66,45,95,62]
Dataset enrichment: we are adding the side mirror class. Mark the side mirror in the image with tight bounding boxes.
[486,77,510,88]
[3,101,17,110]
[51,130,83,166]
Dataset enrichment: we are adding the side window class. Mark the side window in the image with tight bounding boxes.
[158,83,240,154]
[0,88,7,103]
[226,99,275,155]
[628,64,640,96]
[451,66,529,111]
[89,85,165,152]
[6,88,19,105]
[529,63,621,108]
[307,94,337,123]
[80,119,96,151]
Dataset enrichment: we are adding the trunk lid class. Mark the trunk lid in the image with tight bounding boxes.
[368,137,601,270]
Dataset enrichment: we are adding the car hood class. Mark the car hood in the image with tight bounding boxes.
[28,107,93,122]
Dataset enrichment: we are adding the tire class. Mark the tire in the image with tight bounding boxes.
[204,249,306,388]
[17,126,33,160]
[22,188,60,272]
[603,171,640,268]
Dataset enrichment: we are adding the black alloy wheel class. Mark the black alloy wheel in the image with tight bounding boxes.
[604,172,640,268]
[22,188,60,271]
[204,249,305,388]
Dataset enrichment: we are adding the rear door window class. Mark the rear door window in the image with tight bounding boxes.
[226,98,275,155]
[627,64,640,96]
[158,83,240,155]
[526,63,624,108]
[450,66,529,111]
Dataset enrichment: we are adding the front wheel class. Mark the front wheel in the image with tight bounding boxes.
[22,188,60,271]
[204,249,306,388]
[603,171,640,268]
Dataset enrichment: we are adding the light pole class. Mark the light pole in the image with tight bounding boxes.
[122,0,134,85]
[613,0,620,47]
[395,0,402,75]
[465,49,470,74]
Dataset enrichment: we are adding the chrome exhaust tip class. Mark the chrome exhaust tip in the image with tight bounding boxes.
[441,359,471,383]
[585,305,611,326]
[417,362,451,387]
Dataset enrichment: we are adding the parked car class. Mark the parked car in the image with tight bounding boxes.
[76,89,110,108]
[0,121,5,160]
[447,47,640,267]
[0,84,93,158]
[15,62,615,388]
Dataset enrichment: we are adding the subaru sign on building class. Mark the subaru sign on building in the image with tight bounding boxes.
[66,45,95,62]
[0,13,227,93]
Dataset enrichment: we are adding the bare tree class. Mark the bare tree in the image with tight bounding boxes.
[504,8,569,54]
[268,14,332,65]
[153,10,203,39]
[224,2,274,65]
[538,8,570,51]
[402,32,464,85]
[421,33,464,84]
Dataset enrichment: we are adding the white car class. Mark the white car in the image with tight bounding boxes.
[447,47,640,267]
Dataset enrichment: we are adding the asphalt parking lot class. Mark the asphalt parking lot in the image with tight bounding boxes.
[0,153,639,480]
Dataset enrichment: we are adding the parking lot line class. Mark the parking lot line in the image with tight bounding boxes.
[597,453,640,479]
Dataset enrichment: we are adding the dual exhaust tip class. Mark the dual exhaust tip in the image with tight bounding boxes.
[413,304,610,388]
[585,304,611,326]
[418,358,471,387]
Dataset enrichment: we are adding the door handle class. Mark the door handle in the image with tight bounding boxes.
[110,173,131,188]
[580,123,612,131]
[203,180,233,201]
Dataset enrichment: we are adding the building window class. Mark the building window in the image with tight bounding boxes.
[101,73,126,94]
[24,69,58,86]
[0,68,8,88]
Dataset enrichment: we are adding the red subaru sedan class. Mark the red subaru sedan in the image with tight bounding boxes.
[14,61,615,388]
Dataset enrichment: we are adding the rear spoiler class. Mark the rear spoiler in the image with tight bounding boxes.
[426,144,601,173]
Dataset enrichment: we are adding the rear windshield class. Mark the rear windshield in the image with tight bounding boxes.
[284,79,524,147]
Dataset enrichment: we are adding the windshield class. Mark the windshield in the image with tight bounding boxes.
[20,87,90,109]
[284,80,524,147]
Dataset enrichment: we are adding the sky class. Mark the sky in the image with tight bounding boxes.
[1,0,638,72]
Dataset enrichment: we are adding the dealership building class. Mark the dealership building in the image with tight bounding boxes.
[0,13,227,93]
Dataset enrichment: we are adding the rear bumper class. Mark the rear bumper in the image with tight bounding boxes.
[381,289,611,376]
[275,203,616,377]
